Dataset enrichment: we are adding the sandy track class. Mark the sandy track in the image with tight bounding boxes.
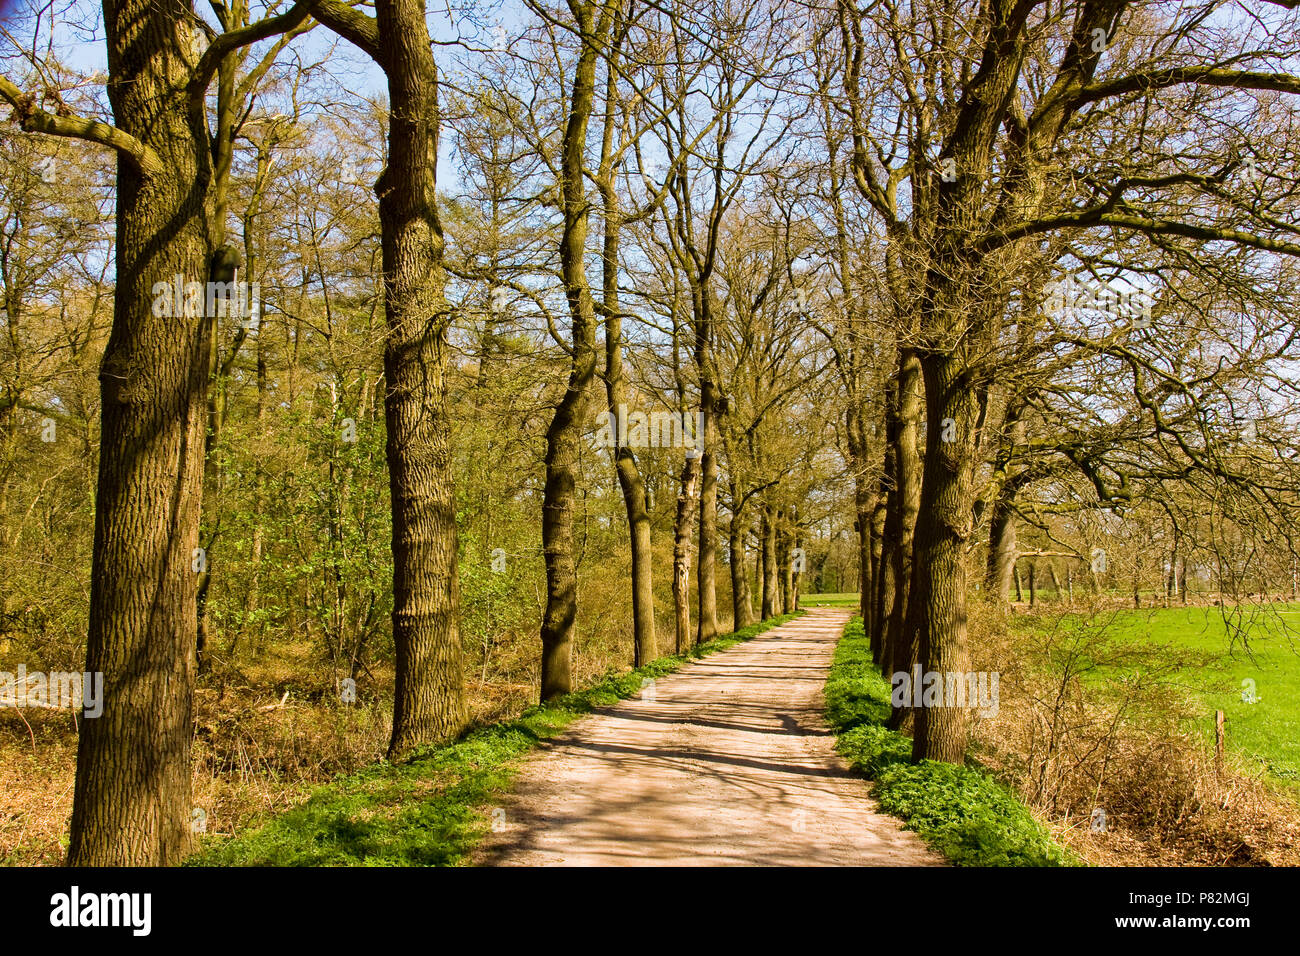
[476,607,943,866]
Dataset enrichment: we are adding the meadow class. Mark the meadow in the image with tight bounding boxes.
[1014,603,1300,788]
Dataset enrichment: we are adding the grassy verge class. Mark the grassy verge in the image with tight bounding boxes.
[824,616,1077,866]
[1012,605,1300,787]
[800,592,861,607]
[187,611,803,867]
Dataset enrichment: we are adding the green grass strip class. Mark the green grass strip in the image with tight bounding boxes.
[824,617,1079,867]
[187,611,804,867]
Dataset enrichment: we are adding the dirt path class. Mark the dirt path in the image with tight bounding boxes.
[477,607,943,866]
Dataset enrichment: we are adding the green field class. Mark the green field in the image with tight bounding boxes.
[1019,605,1300,786]
[800,592,861,607]
[804,595,1300,783]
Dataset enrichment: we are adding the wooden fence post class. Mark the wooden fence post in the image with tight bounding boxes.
[1215,710,1225,782]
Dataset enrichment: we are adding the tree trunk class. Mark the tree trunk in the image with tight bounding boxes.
[985,493,1018,603]
[983,397,1022,604]
[69,0,210,865]
[695,377,720,643]
[377,0,466,755]
[538,2,606,698]
[672,454,700,653]
[596,31,655,668]
[613,448,655,665]
[854,470,873,625]
[760,504,777,619]
[242,242,270,645]
[774,520,785,616]
[870,493,890,666]
[870,371,896,665]
[791,529,804,610]
[909,348,982,765]
[885,348,921,689]
[729,509,755,629]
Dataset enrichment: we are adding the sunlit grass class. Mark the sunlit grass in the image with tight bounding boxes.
[1015,604,1300,786]
[800,592,860,607]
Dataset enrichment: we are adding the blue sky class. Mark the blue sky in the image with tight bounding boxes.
[0,0,548,191]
